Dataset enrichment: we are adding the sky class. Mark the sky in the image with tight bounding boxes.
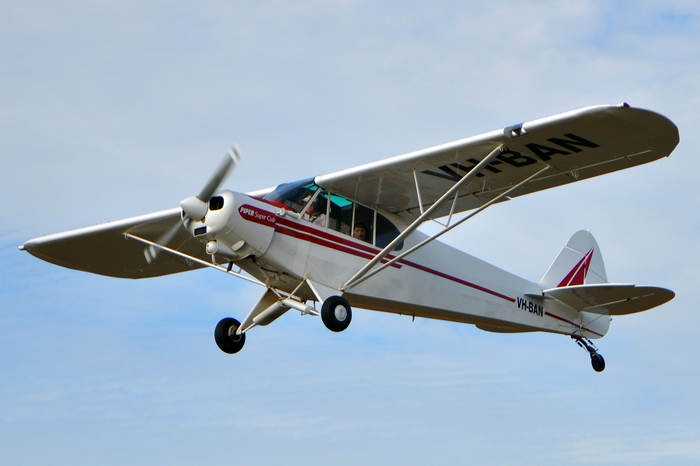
[2,1,700,464]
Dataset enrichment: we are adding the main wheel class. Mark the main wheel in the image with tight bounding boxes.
[321,296,352,332]
[591,353,605,372]
[214,317,246,354]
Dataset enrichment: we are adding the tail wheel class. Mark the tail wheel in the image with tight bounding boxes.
[214,317,246,354]
[574,336,605,372]
[591,353,606,372]
[321,296,352,332]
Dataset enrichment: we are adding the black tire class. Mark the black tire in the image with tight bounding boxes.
[591,353,605,372]
[214,317,246,354]
[321,296,352,332]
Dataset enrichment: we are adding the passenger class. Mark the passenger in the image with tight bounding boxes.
[353,222,369,242]
[303,196,327,227]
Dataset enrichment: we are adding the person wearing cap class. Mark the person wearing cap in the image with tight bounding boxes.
[353,222,369,242]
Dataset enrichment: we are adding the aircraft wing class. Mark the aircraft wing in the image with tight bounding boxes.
[315,104,679,218]
[21,184,277,279]
[21,208,212,279]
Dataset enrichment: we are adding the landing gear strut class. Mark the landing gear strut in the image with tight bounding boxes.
[215,317,246,354]
[573,336,605,372]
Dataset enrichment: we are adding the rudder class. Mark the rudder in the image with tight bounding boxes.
[539,230,607,289]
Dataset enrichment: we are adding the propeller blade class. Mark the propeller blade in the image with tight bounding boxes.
[197,145,241,202]
[143,219,183,264]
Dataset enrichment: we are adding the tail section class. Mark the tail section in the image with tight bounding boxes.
[538,230,674,366]
[539,230,607,289]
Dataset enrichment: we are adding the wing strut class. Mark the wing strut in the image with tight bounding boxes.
[342,144,509,291]
[343,164,551,291]
[124,233,266,287]
[412,168,425,215]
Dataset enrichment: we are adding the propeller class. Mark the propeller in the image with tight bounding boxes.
[144,145,241,264]
[180,146,240,221]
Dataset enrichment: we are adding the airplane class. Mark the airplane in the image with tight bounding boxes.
[20,103,679,372]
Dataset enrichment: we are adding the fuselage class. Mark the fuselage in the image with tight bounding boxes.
[188,188,609,340]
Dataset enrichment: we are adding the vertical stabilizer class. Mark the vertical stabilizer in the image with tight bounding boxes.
[539,230,607,289]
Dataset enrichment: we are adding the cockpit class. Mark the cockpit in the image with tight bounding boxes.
[264,179,403,250]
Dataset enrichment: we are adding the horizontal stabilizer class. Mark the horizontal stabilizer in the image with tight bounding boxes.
[543,283,674,316]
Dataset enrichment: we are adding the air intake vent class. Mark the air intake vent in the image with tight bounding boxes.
[209,196,224,210]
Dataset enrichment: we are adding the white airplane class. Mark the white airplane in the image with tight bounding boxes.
[20,103,679,372]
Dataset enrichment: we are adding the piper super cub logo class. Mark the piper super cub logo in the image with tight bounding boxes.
[239,205,276,227]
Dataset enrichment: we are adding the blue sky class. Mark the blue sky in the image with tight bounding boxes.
[2,1,700,464]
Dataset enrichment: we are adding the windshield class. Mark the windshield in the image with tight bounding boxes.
[264,178,317,213]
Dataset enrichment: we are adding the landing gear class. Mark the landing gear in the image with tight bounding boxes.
[215,317,246,354]
[573,336,605,372]
[591,353,606,372]
[321,296,352,332]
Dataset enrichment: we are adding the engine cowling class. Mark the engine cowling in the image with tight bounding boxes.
[185,190,276,260]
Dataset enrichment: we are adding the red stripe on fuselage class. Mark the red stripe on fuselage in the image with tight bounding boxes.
[274,216,514,301]
[274,223,401,268]
[269,213,597,335]
[398,258,516,303]
[275,216,391,258]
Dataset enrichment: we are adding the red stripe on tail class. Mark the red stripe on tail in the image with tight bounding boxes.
[558,248,594,287]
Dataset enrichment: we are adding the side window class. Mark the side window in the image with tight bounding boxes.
[326,192,374,244]
[353,203,374,243]
[329,194,353,234]
[375,213,403,250]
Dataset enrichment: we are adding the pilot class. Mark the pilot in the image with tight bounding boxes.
[353,222,369,242]
[303,195,327,227]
